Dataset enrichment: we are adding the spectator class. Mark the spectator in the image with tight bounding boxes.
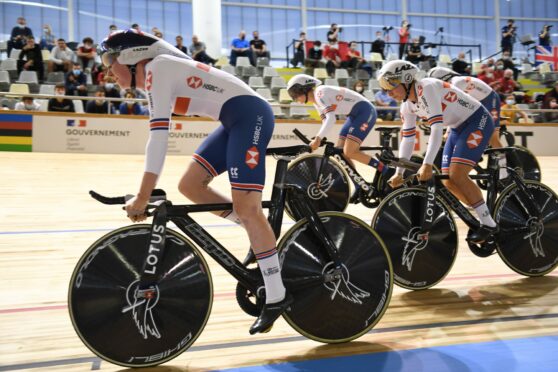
[304,40,323,68]
[406,38,423,65]
[109,24,118,32]
[501,19,517,56]
[76,37,96,72]
[175,35,188,55]
[327,23,341,43]
[452,52,471,75]
[14,96,41,111]
[493,60,505,80]
[40,24,56,51]
[189,35,216,65]
[17,36,44,81]
[542,82,558,122]
[290,32,306,68]
[131,24,140,31]
[86,87,115,114]
[102,78,121,101]
[496,68,520,97]
[323,41,342,77]
[374,88,398,121]
[48,84,75,112]
[119,90,144,115]
[497,50,518,80]
[230,30,254,66]
[353,80,366,95]
[477,65,500,91]
[539,25,552,47]
[250,30,270,59]
[371,31,386,59]
[154,30,163,39]
[8,16,33,55]
[65,62,87,97]
[48,39,75,73]
[398,20,411,59]
[343,41,372,76]
[486,58,495,69]
[501,94,529,123]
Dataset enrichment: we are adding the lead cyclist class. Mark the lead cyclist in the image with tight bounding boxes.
[377,60,497,247]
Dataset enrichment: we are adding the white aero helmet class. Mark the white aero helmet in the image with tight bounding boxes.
[286,74,322,101]
[377,60,419,91]
[427,67,460,82]
[99,29,190,67]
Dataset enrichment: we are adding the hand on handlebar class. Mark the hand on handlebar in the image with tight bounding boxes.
[125,194,149,223]
[417,164,433,182]
[388,174,404,188]
[309,136,322,151]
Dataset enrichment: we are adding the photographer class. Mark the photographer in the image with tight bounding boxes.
[371,30,387,59]
[399,20,411,59]
[539,25,553,47]
[327,23,341,43]
[501,19,517,56]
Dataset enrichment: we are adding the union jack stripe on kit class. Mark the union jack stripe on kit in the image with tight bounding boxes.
[231,182,265,192]
[192,153,219,177]
[428,115,443,126]
[470,199,485,209]
[401,126,416,137]
[150,118,170,131]
[255,248,278,260]
[346,134,363,144]
[451,157,476,167]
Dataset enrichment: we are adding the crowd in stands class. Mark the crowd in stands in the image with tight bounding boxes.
[1,16,557,122]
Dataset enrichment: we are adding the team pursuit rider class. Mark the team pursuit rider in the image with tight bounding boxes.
[100,29,292,334]
[377,60,498,246]
[427,67,508,180]
[286,74,388,176]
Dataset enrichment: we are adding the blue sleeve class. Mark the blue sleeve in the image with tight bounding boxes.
[119,103,127,114]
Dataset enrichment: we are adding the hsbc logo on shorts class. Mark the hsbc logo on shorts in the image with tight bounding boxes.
[245,146,260,169]
[360,123,369,132]
[444,91,457,103]
[187,76,203,89]
[467,130,483,149]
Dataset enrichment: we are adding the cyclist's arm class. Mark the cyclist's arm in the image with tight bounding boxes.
[314,86,337,139]
[316,108,337,139]
[397,104,417,175]
[421,84,444,165]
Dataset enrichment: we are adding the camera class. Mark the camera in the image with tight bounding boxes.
[382,26,393,31]
[406,24,412,28]
[338,27,343,32]
[438,27,444,33]
[546,25,553,29]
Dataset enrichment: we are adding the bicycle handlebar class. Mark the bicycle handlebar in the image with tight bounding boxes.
[292,128,329,147]
[89,189,167,205]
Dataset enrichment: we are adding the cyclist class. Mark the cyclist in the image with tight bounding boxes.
[377,60,497,244]
[427,67,508,180]
[286,74,387,177]
[100,29,292,334]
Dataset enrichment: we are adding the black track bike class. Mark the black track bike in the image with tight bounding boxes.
[68,144,393,368]
[371,148,558,290]
[284,128,422,219]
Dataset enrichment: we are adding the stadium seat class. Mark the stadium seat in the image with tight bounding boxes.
[9,49,21,59]
[270,76,287,95]
[539,63,551,74]
[324,78,339,86]
[249,76,266,89]
[73,99,84,113]
[8,83,30,96]
[17,70,39,84]
[0,58,18,80]
[41,49,51,60]
[279,88,292,104]
[334,69,349,86]
[0,70,10,91]
[236,57,251,67]
[370,52,384,63]
[241,66,258,78]
[313,68,328,80]
[472,61,482,75]
[369,79,381,91]
[263,66,279,84]
[289,103,310,118]
[215,56,229,68]
[363,90,375,102]
[256,88,273,101]
[0,40,7,54]
[37,99,48,112]
[46,72,65,84]
[39,84,55,95]
[221,65,236,76]
[355,69,370,81]
[272,105,286,118]
[256,57,270,67]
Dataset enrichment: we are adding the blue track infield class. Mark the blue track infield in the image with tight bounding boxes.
[216,335,558,372]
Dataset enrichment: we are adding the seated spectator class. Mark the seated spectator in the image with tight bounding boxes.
[542,82,558,122]
[102,78,121,101]
[65,62,87,97]
[40,24,56,51]
[497,51,518,80]
[250,31,270,59]
[486,58,495,69]
[48,39,75,73]
[493,60,505,80]
[17,36,44,81]
[109,24,118,32]
[370,31,386,60]
[343,41,372,76]
[304,40,323,68]
[48,84,75,112]
[8,16,33,55]
[189,35,216,65]
[323,42,342,77]
[14,96,41,111]
[353,80,365,95]
[175,35,188,55]
[452,52,471,75]
[290,32,306,68]
[86,87,115,114]
[76,37,96,72]
[375,89,398,121]
[406,38,423,65]
[496,68,520,97]
[501,94,529,123]
[230,30,254,66]
[327,23,340,43]
[119,90,144,115]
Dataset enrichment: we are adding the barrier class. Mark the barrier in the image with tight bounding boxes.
[1,111,558,155]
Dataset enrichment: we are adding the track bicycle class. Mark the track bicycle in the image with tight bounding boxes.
[284,127,422,219]
[371,148,558,290]
[68,144,393,368]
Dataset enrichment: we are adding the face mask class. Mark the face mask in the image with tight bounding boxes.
[24,104,35,110]
[240,36,245,40]
[506,100,515,105]
[84,44,91,49]
[55,91,64,96]
[44,28,49,33]
[496,65,504,70]
[18,24,25,29]
[73,69,81,75]
[125,100,135,105]
[486,73,494,78]
[356,87,364,93]
[314,46,320,51]
[105,83,114,90]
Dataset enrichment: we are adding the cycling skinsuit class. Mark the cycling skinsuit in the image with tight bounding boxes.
[399,78,494,174]
[450,76,501,128]
[145,54,273,192]
[313,85,377,144]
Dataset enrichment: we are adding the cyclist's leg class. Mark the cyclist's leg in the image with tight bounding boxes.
[484,93,508,178]
[440,128,469,201]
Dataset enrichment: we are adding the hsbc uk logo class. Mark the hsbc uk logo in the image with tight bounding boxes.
[467,130,483,149]
[187,76,203,89]
[245,146,259,169]
[145,71,153,91]
[444,91,457,103]
[417,85,423,97]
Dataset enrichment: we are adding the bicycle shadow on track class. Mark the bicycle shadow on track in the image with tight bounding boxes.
[116,366,207,372]
[395,275,558,319]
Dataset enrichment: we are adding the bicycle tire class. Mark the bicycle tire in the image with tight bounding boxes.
[494,181,558,276]
[371,187,458,290]
[476,146,541,190]
[68,225,213,368]
[285,154,350,220]
[277,212,393,343]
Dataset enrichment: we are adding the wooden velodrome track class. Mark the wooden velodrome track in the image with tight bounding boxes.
[1,150,558,371]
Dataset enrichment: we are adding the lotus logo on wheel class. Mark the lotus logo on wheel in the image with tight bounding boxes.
[401,226,430,271]
[122,280,162,339]
[524,217,545,257]
[307,173,335,200]
[322,262,370,305]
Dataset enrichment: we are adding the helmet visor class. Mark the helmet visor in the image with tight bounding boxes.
[378,77,400,91]
[287,86,307,100]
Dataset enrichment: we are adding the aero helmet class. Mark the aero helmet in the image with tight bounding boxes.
[287,74,322,102]
[427,67,460,82]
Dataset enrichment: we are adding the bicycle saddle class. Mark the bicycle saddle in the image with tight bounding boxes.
[375,126,401,135]
[266,145,310,157]
[484,147,518,156]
